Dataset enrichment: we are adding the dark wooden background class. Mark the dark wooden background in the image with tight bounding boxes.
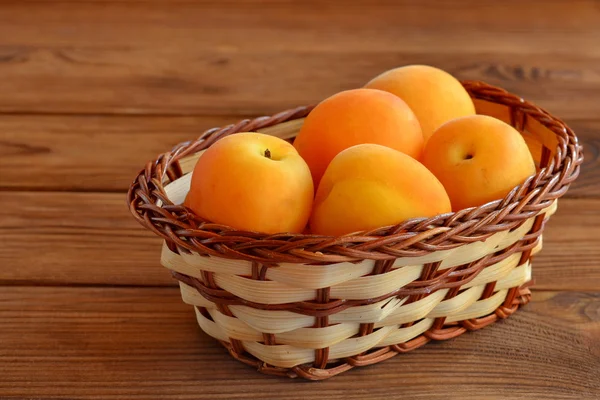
[0,1,599,399]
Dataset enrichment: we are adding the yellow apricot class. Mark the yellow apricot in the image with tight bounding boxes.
[422,115,536,211]
[185,132,314,234]
[310,144,451,236]
[365,65,475,143]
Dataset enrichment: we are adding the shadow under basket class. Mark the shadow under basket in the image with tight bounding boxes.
[127,81,582,380]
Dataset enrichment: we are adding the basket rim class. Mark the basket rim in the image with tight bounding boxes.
[127,80,583,264]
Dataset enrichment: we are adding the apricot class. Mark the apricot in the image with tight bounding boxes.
[185,132,314,234]
[422,115,536,211]
[309,144,451,236]
[473,98,544,165]
[365,65,476,142]
[293,88,423,187]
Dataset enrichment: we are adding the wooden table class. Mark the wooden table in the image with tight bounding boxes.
[1,1,599,398]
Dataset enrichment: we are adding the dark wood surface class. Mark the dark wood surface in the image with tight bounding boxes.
[1,1,599,399]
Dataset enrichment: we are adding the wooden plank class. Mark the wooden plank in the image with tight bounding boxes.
[0,115,237,191]
[1,1,597,53]
[0,286,598,399]
[0,115,597,194]
[568,119,600,198]
[0,191,168,287]
[0,1,598,116]
[536,198,600,290]
[1,192,598,290]
[0,48,598,119]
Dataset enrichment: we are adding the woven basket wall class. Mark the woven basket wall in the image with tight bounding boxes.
[128,81,583,380]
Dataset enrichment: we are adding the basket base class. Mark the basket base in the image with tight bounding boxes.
[208,283,532,380]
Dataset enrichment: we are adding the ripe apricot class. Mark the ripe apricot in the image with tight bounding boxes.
[365,65,475,143]
[293,88,423,187]
[185,132,314,234]
[310,144,451,236]
[422,115,536,211]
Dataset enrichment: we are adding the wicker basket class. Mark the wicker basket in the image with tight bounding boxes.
[128,81,582,380]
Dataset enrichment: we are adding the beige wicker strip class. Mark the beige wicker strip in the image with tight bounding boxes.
[127,81,583,380]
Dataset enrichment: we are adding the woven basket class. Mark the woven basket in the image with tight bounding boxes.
[128,81,582,380]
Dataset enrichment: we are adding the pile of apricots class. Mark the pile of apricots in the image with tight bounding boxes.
[185,65,536,236]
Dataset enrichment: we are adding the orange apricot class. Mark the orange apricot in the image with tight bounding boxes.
[310,144,451,236]
[293,88,423,187]
[365,65,476,143]
[422,115,536,211]
[185,132,314,234]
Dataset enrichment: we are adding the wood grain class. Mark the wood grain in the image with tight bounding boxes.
[567,119,600,198]
[0,1,598,116]
[0,286,598,399]
[1,115,598,194]
[0,191,166,287]
[1,192,598,290]
[0,114,237,191]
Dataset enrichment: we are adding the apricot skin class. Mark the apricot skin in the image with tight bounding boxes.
[365,65,476,143]
[185,132,314,234]
[310,144,451,236]
[293,88,423,187]
[422,115,536,211]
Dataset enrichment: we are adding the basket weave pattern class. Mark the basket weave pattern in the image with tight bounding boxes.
[128,81,582,380]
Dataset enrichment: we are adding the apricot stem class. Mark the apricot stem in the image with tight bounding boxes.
[264,148,271,159]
